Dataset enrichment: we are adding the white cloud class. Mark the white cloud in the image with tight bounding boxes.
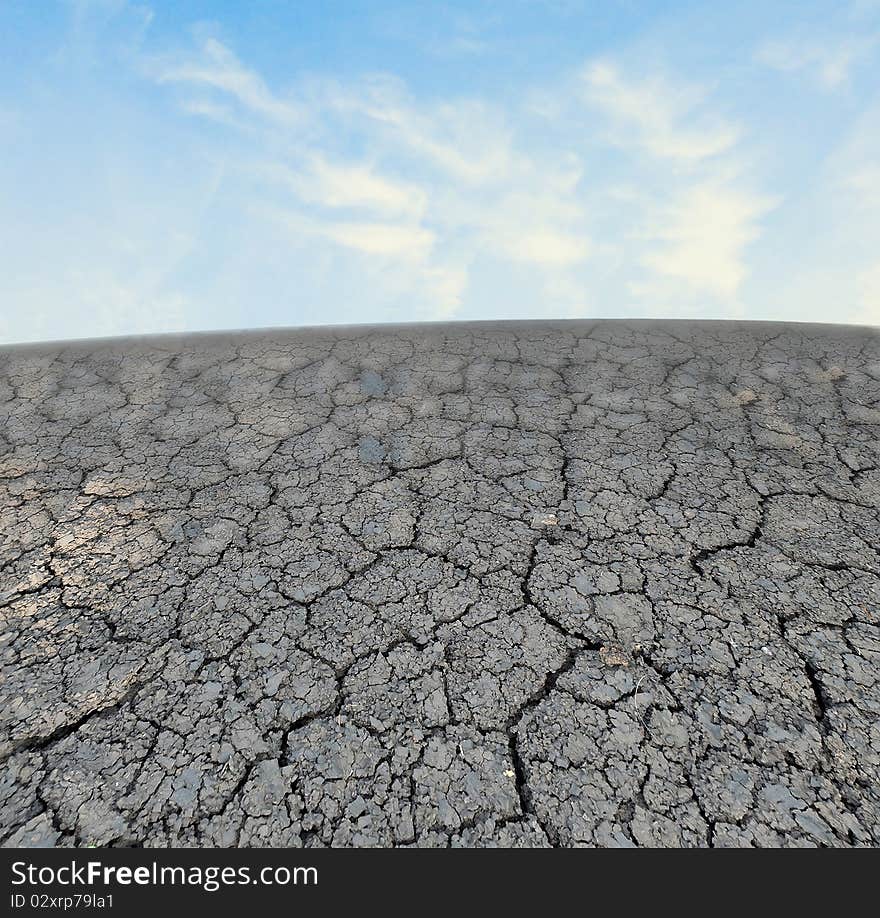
[317,219,435,260]
[581,61,740,163]
[261,159,427,219]
[265,204,434,260]
[262,204,465,320]
[156,38,302,124]
[498,228,591,266]
[339,83,520,185]
[845,165,880,206]
[418,265,469,320]
[757,34,877,88]
[177,97,244,129]
[463,198,591,266]
[637,183,777,299]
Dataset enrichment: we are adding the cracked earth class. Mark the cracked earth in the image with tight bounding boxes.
[1,320,879,848]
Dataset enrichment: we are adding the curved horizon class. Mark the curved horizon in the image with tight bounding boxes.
[2,315,879,353]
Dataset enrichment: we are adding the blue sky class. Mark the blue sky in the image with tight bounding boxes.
[1,0,879,344]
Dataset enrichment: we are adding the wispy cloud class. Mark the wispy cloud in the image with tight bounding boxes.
[325,77,520,185]
[272,209,435,261]
[155,37,302,125]
[637,182,777,299]
[574,61,773,305]
[261,159,428,219]
[757,32,878,88]
[581,61,740,163]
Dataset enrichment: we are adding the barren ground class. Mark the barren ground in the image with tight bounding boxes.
[1,320,879,847]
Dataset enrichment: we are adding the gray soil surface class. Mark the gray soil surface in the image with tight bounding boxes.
[1,319,879,848]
